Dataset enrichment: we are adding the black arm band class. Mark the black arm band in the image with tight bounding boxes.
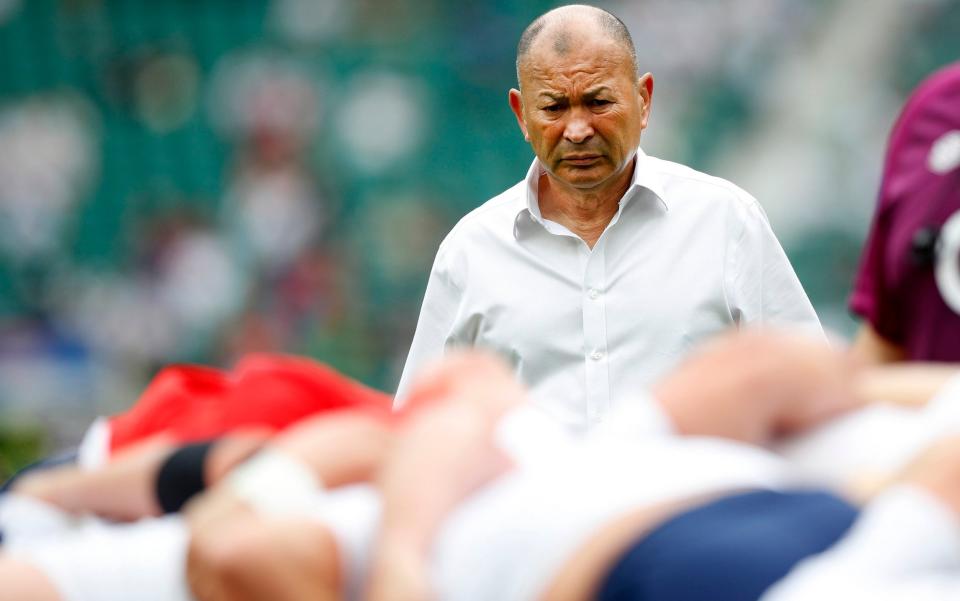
[155,441,216,514]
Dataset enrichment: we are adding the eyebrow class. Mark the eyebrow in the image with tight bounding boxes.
[537,91,565,101]
[536,86,613,102]
[584,86,612,98]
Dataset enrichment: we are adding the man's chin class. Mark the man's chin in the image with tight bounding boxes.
[550,168,613,190]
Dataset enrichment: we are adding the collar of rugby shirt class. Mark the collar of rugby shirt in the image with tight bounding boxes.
[515,147,669,238]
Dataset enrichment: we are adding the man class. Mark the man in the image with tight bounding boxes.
[397,4,820,430]
[850,61,960,363]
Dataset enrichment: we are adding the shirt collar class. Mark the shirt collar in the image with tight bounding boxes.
[519,147,669,226]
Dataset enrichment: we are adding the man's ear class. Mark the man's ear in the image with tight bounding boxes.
[508,89,529,141]
[637,73,654,130]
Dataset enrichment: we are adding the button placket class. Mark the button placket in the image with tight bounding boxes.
[582,241,610,424]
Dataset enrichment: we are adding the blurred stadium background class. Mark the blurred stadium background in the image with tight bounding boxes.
[0,0,957,476]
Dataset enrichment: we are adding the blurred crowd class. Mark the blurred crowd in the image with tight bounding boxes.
[0,0,957,463]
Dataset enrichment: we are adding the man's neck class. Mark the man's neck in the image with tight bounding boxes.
[537,160,635,249]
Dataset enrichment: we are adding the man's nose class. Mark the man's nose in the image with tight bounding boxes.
[563,109,594,144]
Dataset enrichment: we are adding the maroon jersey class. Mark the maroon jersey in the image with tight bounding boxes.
[850,62,960,361]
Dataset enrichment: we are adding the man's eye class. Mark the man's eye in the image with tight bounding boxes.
[590,99,611,107]
[543,105,561,112]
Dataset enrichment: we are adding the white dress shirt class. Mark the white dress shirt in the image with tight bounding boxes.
[397,149,821,430]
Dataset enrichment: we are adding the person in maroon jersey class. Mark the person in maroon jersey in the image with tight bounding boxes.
[850,61,960,363]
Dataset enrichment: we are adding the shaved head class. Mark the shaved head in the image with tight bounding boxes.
[507,3,653,194]
[516,5,638,85]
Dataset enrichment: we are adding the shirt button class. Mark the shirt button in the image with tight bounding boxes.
[588,288,600,299]
[590,350,604,361]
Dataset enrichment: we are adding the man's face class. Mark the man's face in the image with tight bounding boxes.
[509,34,652,192]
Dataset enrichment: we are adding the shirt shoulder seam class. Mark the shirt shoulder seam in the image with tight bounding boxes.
[650,157,761,210]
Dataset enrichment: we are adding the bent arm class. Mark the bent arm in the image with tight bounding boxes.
[652,331,861,445]
[11,409,392,522]
[10,437,176,521]
[851,322,907,364]
[654,332,958,448]
[855,361,958,407]
[11,434,267,522]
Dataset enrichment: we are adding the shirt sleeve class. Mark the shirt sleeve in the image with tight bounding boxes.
[394,244,463,406]
[849,207,905,345]
[760,485,960,601]
[726,198,823,337]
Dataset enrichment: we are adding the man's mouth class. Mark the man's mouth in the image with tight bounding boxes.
[562,155,602,165]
